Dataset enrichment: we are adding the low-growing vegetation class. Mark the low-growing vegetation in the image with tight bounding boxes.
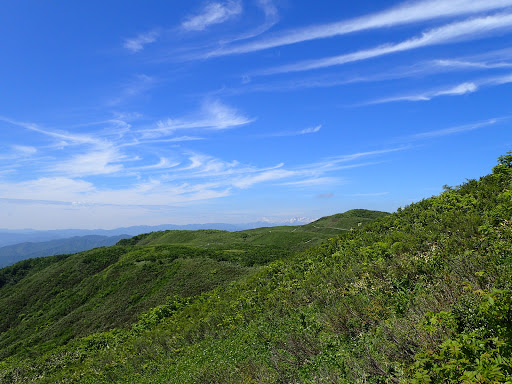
[1,154,512,382]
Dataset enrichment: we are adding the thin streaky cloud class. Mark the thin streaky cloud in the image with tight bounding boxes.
[52,148,125,177]
[409,118,505,140]
[121,136,205,147]
[368,81,478,104]
[300,125,322,134]
[296,146,410,174]
[324,146,409,165]
[224,49,512,96]
[131,158,180,171]
[142,100,254,138]
[12,145,37,156]
[280,177,339,187]
[182,1,242,32]
[232,169,297,189]
[205,0,512,57]
[259,12,512,75]
[432,58,512,70]
[124,31,159,53]
[0,146,38,161]
[220,0,279,44]
[267,124,322,137]
[365,72,512,105]
[0,116,103,146]
[486,72,512,85]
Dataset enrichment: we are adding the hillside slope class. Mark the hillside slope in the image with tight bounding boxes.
[1,155,512,383]
[0,210,384,366]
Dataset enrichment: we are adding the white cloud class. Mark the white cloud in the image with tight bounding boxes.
[486,72,512,85]
[53,147,124,177]
[0,116,101,147]
[366,71,512,105]
[323,147,408,165]
[206,0,512,57]
[145,100,254,138]
[221,0,279,43]
[124,31,159,53]
[131,157,180,171]
[281,177,339,187]
[260,12,512,75]
[369,81,478,104]
[431,58,512,70]
[178,152,239,175]
[437,82,478,96]
[299,125,321,134]
[121,136,205,148]
[224,49,512,96]
[12,145,37,156]
[266,124,322,137]
[0,177,95,202]
[0,111,414,226]
[409,118,503,140]
[232,169,297,189]
[182,1,242,31]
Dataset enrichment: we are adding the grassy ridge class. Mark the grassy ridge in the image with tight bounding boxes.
[0,209,384,365]
[121,209,388,250]
[2,155,512,382]
[0,245,254,360]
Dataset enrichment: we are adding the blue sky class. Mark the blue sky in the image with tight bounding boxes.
[1,0,512,229]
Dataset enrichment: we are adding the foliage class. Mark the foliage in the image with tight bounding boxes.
[410,289,512,383]
[1,155,512,383]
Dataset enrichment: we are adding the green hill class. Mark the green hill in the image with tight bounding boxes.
[1,154,512,383]
[0,210,384,366]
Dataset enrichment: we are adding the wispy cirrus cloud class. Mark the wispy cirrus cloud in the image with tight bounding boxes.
[0,146,38,164]
[365,72,512,104]
[144,100,254,138]
[431,58,512,70]
[221,0,279,43]
[205,0,512,57]
[221,49,512,96]
[408,118,506,140]
[232,168,297,189]
[0,116,103,147]
[299,125,321,135]
[124,30,160,53]
[317,147,409,168]
[0,115,411,219]
[182,1,242,32]
[52,147,125,177]
[267,124,322,137]
[1,100,253,180]
[107,74,157,106]
[280,177,339,188]
[259,12,512,75]
[12,145,37,156]
[367,81,478,104]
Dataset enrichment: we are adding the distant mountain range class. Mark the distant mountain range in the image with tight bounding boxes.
[0,235,131,268]
[0,220,311,249]
[0,219,316,268]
